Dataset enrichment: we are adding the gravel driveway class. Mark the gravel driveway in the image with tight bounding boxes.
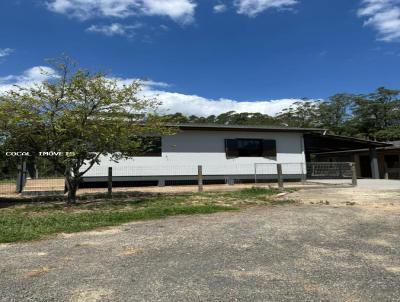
[1,187,400,302]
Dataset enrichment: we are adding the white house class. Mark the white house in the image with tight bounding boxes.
[81,124,324,186]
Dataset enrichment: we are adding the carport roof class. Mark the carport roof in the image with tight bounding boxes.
[304,133,391,154]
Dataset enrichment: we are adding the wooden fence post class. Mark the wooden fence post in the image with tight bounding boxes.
[16,164,23,193]
[108,167,113,198]
[351,163,357,187]
[301,163,306,184]
[277,163,284,189]
[16,161,27,193]
[22,161,27,188]
[198,165,203,193]
[254,163,257,184]
[384,162,389,180]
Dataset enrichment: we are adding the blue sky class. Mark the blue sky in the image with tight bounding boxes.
[0,0,400,116]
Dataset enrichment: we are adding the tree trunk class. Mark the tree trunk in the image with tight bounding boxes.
[65,170,79,204]
[67,181,78,204]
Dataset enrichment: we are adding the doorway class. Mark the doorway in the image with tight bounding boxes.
[359,155,372,178]
[384,154,400,179]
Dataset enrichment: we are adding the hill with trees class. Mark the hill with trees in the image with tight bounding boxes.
[162,87,400,142]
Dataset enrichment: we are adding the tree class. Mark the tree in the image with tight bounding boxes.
[0,57,173,203]
[351,87,400,140]
[319,94,353,135]
[374,126,400,141]
[276,100,321,128]
[161,112,189,123]
[144,86,400,141]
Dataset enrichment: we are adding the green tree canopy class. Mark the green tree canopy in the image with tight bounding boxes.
[162,87,400,141]
[352,87,400,140]
[0,57,173,203]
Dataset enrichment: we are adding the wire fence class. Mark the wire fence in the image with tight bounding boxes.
[0,176,17,197]
[306,162,356,186]
[23,159,65,196]
[255,163,306,183]
[307,162,353,179]
[0,160,357,198]
[0,160,19,197]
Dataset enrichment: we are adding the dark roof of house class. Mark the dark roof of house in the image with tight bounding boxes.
[391,140,400,147]
[312,145,400,155]
[305,134,393,154]
[173,123,325,133]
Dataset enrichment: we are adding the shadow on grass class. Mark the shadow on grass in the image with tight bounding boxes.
[0,187,296,243]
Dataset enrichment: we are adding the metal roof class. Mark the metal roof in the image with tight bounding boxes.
[391,140,400,147]
[304,133,392,154]
[311,145,400,155]
[172,123,325,133]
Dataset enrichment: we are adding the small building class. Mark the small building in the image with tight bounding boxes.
[313,140,400,180]
[81,124,390,185]
[83,124,313,185]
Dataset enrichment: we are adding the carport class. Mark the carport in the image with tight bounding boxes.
[304,133,391,179]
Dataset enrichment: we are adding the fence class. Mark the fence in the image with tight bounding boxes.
[0,172,17,197]
[22,159,65,196]
[385,167,400,179]
[0,161,357,198]
[0,159,19,197]
[306,162,357,186]
[254,163,306,184]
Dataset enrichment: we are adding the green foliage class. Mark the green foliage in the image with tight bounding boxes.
[0,56,173,202]
[163,87,400,142]
[375,126,400,141]
[276,100,321,128]
[0,187,295,243]
[163,111,282,126]
[351,87,400,140]
[319,94,353,135]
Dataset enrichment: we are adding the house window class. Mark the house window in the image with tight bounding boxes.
[237,139,263,157]
[225,139,276,158]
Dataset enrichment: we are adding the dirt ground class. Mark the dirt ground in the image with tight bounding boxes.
[1,178,352,198]
[1,178,398,198]
[0,182,399,302]
[284,179,400,209]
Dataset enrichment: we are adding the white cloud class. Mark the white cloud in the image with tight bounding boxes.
[46,0,196,24]
[156,92,304,117]
[141,80,170,88]
[358,0,400,42]
[234,0,298,17]
[0,67,305,116]
[112,77,170,88]
[141,0,196,24]
[86,23,142,37]
[0,66,58,93]
[214,4,227,13]
[0,48,14,58]
[142,84,304,116]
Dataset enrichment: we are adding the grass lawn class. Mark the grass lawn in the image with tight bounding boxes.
[0,187,295,243]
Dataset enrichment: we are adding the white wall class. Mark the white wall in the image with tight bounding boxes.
[83,130,306,177]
